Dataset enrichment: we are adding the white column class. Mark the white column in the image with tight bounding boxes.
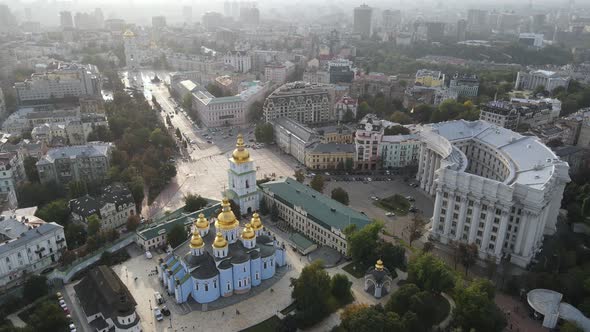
[442,192,456,241]
[431,188,444,236]
[417,144,424,182]
[427,153,437,194]
[421,150,431,191]
[523,211,538,258]
[454,195,468,241]
[481,202,496,252]
[468,201,481,244]
[514,211,528,255]
[494,209,510,258]
[430,156,441,196]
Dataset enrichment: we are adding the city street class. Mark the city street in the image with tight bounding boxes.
[120,70,298,219]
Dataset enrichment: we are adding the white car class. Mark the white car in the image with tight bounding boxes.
[386,212,395,217]
[59,299,66,306]
[145,251,153,259]
[69,323,76,331]
[154,308,164,321]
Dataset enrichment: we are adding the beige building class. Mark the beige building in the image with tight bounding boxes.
[305,143,355,170]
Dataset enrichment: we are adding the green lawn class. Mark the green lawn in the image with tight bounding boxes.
[431,294,451,325]
[375,194,411,216]
[240,315,282,332]
[342,262,366,279]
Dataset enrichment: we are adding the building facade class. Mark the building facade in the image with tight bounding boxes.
[514,70,570,92]
[354,120,384,170]
[0,208,66,287]
[272,117,318,164]
[353,4,373,37]
[158,199,286,304]
[305,143,355,170]
[449,73,479,97]
[263,82,332,124]
[380,134,421,168]
[417,120,570,267]
[415,69,445,87]
[224,51,252,73]
[14,63,101,105]
[36,142,113,185]
[260,177,370,254]
[69,183,136,230]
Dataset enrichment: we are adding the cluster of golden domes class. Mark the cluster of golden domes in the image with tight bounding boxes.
[123,29,135,38]
[215,198,239,230]
[231,134,251,164]
[189,196,264,250]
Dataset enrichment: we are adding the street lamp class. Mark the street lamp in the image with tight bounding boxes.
[149,299,152,310]
[169,317,172,328]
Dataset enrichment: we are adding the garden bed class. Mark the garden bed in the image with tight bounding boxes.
[375,194,410,216]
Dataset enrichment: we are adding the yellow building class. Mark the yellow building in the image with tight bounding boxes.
[414,69,445,87]
[305,143,355,170]
[318,125,354,144]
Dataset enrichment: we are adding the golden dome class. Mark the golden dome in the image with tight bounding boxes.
[241,223,256,240]
[213,232,228,248]
[375,259,384,271]
[215,198,239,230]
[250,213,263,231]
[123,29,135,38]
[189,230,204,249]
[231,134,250,164]
[195,213,209,229]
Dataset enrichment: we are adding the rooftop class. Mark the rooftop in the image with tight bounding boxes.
[37,142,112,165]
[260,177,371,232]
[310,143,355,154]
[271,117,317,143]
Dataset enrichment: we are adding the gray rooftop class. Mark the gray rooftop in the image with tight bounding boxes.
[310,143,355,154]
[37,142,112,165]
[0,222,63,256]
[272,117,317,143]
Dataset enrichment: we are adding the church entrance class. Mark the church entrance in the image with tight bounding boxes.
[247,207,252,214]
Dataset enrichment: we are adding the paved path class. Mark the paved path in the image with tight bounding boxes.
[436,292,456,330]
[6,313,26,328]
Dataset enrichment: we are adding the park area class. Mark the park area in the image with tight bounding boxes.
[375,194,411,215]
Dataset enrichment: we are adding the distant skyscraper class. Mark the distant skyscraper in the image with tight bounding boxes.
[231,1,240,18]
[25,8,32,21]
[60,11,74,29]
[224,0,231,17]
[94,8,104,29]
[240,7,259,25]
[466,9,489,34]
[182,6,193,24]
[152,16,167,29]
[382,9,401,32]
[457,19,467,41]
[0,5,18,33]
[353,4,372,37]
[426,22,445,42]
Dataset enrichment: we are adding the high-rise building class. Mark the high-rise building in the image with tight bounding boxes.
[457,19,467,41]
[152,16,167,29]
[263,82,333,124]
[123,30,139,71]
[240,7,260,25]
[426,22,445,42]
[94,8,104,28]
[353,4,373,37]
[382,9,401,32]
[182,6,192,24]
[0,5,17,33]
[466,9,489,34]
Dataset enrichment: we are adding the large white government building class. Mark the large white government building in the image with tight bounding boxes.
[417,120,570,267]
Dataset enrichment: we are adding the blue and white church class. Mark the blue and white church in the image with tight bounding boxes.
[158,136,287,305]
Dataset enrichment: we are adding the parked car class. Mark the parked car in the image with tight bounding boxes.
[145,251,153,259]
[161,305,171,316]
[154,308,164,321]
[69,324,77,331]
[154,292,164,305]
[385,212,395,217]
[406,196,415,202]
[409,207,418,213]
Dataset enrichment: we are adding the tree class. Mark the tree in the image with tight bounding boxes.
[23,275,48,303]
[23,156,40,182]
[310,174,325,193]
[340,304,404,332]
[533,85,547,95]
[167,223,187,248]
[270,202,279,222]
[331,273,353,304]
[254,123,274,143]
[184,194,208,212]
[458,243,479,276]
[87,125,112,142]
[35,199,70,225]
[247,100,264,122]
[407,215,425,247]
[384,124,411,135]
[390,112,412,125]
[357,101,371,120]
[342,109,355,122]
[294,169,305,183]
[347,222,383,267]
[407,253,455,294]
[453,279,506,332]
[331,187,349,205]
[126,215,140,232]
[386,283,421,314]
[376,242,407,271]
[423,241,434,252]
[27,301,69,332]
[87,214,101,237]
[64,223,86,248]
[412,104,434,123]
[561,322,584,332]
[291,261,331,326]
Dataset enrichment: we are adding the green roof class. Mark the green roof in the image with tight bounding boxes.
[260,177,371,231]
[137,203,221,241]
[179,273,191,284]
[289,233,315,251]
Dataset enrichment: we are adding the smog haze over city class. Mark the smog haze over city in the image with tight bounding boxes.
[2,0,590,331]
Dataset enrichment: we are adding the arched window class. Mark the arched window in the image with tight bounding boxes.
[245,180,249,189]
